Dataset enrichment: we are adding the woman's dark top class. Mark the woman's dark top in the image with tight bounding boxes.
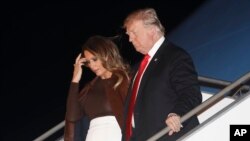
[65,72,129,129]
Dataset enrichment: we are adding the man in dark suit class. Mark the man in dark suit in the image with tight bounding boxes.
[122,8,202,141]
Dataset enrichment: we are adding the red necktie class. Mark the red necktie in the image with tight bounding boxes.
[126,54,150,141]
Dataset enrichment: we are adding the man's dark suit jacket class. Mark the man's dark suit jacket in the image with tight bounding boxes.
[123,39,202,141]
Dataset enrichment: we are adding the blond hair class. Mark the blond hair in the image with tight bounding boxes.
[123,8,165,35]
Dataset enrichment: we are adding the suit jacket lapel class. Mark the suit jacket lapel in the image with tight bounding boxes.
[136,39,169,99]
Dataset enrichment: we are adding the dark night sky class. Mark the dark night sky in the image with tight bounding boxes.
[1,0,205,140]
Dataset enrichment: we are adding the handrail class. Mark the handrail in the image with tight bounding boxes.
[34,74,250,141]
[178,91,250,141]
[146,72,250,141]
[33,120,65,141]
[198,76,231,86]
[198,76,250,93]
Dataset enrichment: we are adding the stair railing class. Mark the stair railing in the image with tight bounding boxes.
[146,72,250,141]
[34,72,250,141]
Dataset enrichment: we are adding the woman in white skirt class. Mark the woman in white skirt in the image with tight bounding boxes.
[64,35,130,141]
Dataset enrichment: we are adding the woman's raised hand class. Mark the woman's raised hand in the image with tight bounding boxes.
[72,53,86,83]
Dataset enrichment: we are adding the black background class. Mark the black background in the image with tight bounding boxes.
[1,0,205,140]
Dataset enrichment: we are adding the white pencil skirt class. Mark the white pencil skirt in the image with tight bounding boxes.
[85,116,122,141]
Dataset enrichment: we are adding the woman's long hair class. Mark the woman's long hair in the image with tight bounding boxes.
[81,35,130,89]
